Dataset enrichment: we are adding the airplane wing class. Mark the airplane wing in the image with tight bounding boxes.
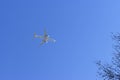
[34,33,43,39]
[44,29,47,36]
[48,38,56,42]
[40,40,46,45]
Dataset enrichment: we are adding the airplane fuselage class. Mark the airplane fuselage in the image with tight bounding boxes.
[43,35,49,43]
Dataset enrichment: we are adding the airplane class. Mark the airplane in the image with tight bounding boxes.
[34,29,56,45]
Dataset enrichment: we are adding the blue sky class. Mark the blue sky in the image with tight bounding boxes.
[0,0,120,80]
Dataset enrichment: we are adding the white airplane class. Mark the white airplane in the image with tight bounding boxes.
[34,29,56,45]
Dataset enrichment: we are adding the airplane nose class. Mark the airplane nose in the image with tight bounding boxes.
[54,40,56,42]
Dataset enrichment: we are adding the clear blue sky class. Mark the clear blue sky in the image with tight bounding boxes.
[0,0,120,80]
